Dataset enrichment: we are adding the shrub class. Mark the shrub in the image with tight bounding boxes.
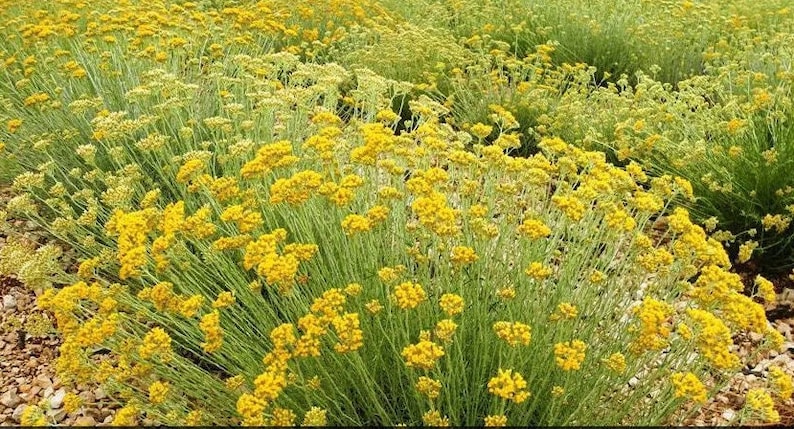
[1,1,792,426]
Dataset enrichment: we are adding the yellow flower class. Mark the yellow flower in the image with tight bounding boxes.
[686,308,739,369]
[435,319,458,342]
[484,414,508,427]
[341,214,373,235]
[671,372,707,403]
[602,352,627,373]
[148,380,170,405]
[769,366,793,400]
[402,340,445,370]
[180,295,204,318]
[139,327,172,362]
[488,368,530,403]
[550,302,578,321]
[518,219,552,239]
[225,375,245,390]
[185,410,203,425]
[302,407,327,426]
[589,270,606,283]
[393,282,427,309]
[63,392,82,413]
[493,321,532,346]
[415,376,442,399]
[496,286,516,300]
[344,283,363,296]
[254,369,287,401]
[365,299,383,314]
[631,297,673,353]
[754,275,776,304]
[439,293,464,316]
[554,340,587,371]
[20,405,47,426]
[737,240,758,263]
[111,405,138,426]
[199,310,223,353]
[450,245,478,265]
[212,291,235,308]
[525,262,553,280]
[745,388,780,423]
[236,393,266,426]
[551,195,586,221]
[470,122,493,139]
[332,313,364,353]
[378,265,404,283]
[422,410,450,426]
[7,118,23,133]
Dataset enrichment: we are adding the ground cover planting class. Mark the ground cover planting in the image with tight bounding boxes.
[0,0,793,426]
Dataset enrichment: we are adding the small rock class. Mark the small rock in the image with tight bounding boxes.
[11,404,26,423]
[94,387,107,400]
[0,389,21,408]
[628,377,639,387]
[42,385,54,399]
[75,416,96,426]
[2,294,17,310]
[34,375,52,389]
[50,388,66,409]
[721,409,736,421]
[46,407,67,422]
[78,391,95,404]
[103,415,113,424]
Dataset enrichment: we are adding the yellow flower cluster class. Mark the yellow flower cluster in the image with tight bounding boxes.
[493,321,532,347]
[488,368,530,403]
[553,340,587,371]
[450,245,478,265]
[745,388,780,423]
[631,298,673,353]
[402,340,445,370]
[4,2,792,424]
[415,376,442,399]
[393,282,427,309]
[671,372,707,403]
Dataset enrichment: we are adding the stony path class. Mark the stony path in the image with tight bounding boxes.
[0,275,119,426]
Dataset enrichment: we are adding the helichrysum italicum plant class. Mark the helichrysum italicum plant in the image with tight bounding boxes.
[1,0,793,427]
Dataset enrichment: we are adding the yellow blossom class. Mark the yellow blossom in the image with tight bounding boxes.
[671,372,707,403]
[488,368,530,403]
[554,340,587,371]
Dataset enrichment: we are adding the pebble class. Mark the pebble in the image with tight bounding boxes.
[46,407,67,422]
[49,388,66,409]
[11,404,26,423]
[721,409,736,421]
[75,416,97,426]
[2,294,16,310]
[0,389,21,408]
[94,387,107,400]
[34,375,52,389]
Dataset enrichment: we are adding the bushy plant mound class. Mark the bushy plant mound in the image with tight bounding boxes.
[1,0,793,427]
